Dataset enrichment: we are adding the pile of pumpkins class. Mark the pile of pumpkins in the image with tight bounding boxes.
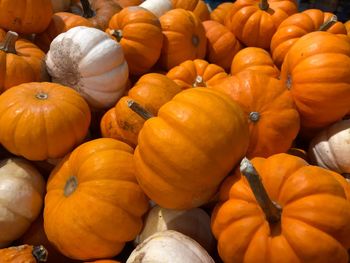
[0,0,350,262]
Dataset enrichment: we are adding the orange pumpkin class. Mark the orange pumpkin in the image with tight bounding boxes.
[172,0,210,21]
[202,20,242,71]
[115,0,143,7]
[134,88,249,209]
[225,0,298,49]
[106,6,163,75]
[0,31,49,92]
[0,245,48,263]
[0,0,53,34]
[0,82,91,161]
[101,73,181,147]
[280,31,350,137]
[159,9,207,70]
[166,59,227,90]
[210,2,234,25]
[271,9,348,68]
[345,20,350,37]
[230,47,280,78]
[211,70,299,158]
[44,138,149,260]
[212,154,350,263]
[86,261,120,263]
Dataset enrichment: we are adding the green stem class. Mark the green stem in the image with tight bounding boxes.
[0,31,18,54]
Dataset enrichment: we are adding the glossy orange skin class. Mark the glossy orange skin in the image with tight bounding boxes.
[100,107,124,141]
[210,2,234,25]
[44,138,149,260]
[0,245,46,263]
[134,88,249,209]
[0,0,53,34]
[0,82,91,161]
[115,0,143,7]
[211,70,299,158]
[107,6,163,75]
[203,20,242,71]
[159,9,207,70]
[225,0,298,49]
[212,153,350,263]
[166,59,228,90]
[280,31,350,136]
[271,9,348,68]
[231,47,279,78]
[172,0,210,21]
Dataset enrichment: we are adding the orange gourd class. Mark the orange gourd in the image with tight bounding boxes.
[345,20,350,37]
[0,245,48,263]
[210,2,234,25]
[116,0,143,7]
[172,0,210,21]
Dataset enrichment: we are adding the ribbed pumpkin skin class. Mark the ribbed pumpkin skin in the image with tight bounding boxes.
[345,20,350,37]
[44,138,149,260]
[280,31,350,135]
[271,9,348,68]
[210,2,234,25]
[0,82,91,161]
[172,0,210,21]
[212,153,350,263]
[134,88,249,210]
[0,245,47,263]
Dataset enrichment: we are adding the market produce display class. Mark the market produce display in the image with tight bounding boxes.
[0,0,349,262]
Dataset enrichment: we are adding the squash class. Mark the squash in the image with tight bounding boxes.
[210,2,234,25]
[172,0,210,21]
[116,0,143,7]
[271,9,348,68]
[51,0,71,12]
[86,261,120,263]
[0,82,91,161]
[44,138,149,260]
[45,26,129,109]
[0,31,49,92]
[106,6,163,75]
[0,158,45,248]
[212,154,350,263]
[134,88,249,209]
[0,245,48,263]
[127,230,215,263]
[345,20,350,37]
[139,0,172,17]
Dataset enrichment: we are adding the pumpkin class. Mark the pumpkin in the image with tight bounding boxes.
[0,158,45,248]
[45,26,129,109]
[345,20,350,37]
[309,119,350,175]
[210,2,234,25]
[134,88,249,209]
[116,0,143,7]
[127,230,215,263]
[159,9,207,70]
[135,205,215,253]
[280,31,350,136]
[172,0,210,21]
[202,20,242,71]
[230,47,280,78]
[211,70,299,158]
[0,31,49,92]
[44,138,149,260]
[212,154,350,263]
[101,73,181,147]
[35,12,94,53]
[0,245,48,263]
[0,0,53,34]
[0,82,91,161]
[166,59,227,89]
[51,0,71,12]
[225,0,298,49]
[86,261,120,263]
[139,0,172,17]
[106,6,163,75]
[271,9,348,68]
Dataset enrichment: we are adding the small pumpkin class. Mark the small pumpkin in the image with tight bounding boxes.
[44,138,149,260]
[0,82,91,161]
[45,26,129,109]
[116,0,143,7]
[51,0,71,12]
[0,245,48,263]
[202,20,242,71]
[345,20,350,37]
[210,2,234,25]
[171,0,210,21]
[271,9,348,67]
[230,47,280,78]
[139,0,172,17]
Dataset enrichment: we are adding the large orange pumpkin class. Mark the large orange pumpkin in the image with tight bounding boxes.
[271,9,348,68]
[212,154,350,263]
[171,0,210,21]
[134,88,249,209]
[0,82,91,161]
[210,2,234,25]
[225,0,298,49]
[44,138,149,260]
[0,245,48,263]
[211,70,299,158]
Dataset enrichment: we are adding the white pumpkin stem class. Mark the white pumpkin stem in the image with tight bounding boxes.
[0,31,18,54]
[240,157,281,223]
[127,100,154,120]
[259,0,269,11]
[32,246,48,262]
[319,15,337,31]
[81,0,95,18]
[193,75,206,87]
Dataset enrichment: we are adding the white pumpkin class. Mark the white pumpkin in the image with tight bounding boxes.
[51,0,71,12]
[309,119,350,175]
[127,230,215,263]
[45,26,129,109]
[135,205,215,253]
[139,0,172,17]
[0,158,45,248]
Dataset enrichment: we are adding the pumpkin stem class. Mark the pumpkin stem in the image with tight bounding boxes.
[0,31,18,54]
[36,92,48,100]
[192,35,200,47]
[240,157,282,224]
[249,112,260,123]
[193,75,206,87]
[111,29,123,42]
[32,246,48,262]
[81,0,95,18]
[318,15,337,31]
[64,176,78,197]
[259,0,269,11]
[127,100,154,120]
